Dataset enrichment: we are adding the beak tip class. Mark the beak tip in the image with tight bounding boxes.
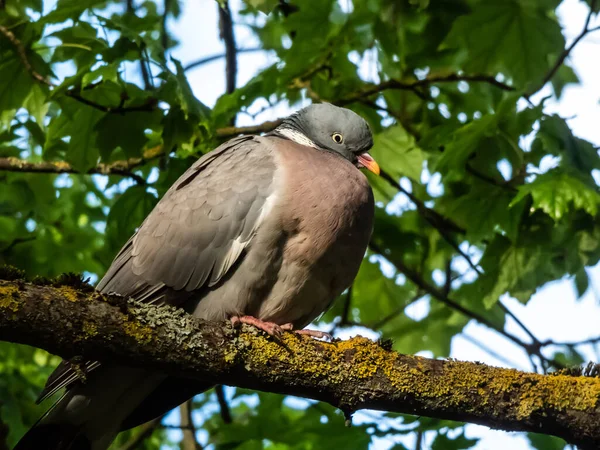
[357,153,380,176]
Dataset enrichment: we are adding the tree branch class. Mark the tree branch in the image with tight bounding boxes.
[214,385,232,425]
[337,74,515,106]
[118,416,163,450]
[184,48,262,72]
[0,119,283,181]
[0,276,599,448]
[0,144,164,184]
[368,241,563,371]
[0,24,157,112]
[218,1,237,97]
[180,400,201,450]
[525,0,599,98]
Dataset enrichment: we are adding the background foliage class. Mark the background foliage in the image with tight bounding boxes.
[1,0,599,448]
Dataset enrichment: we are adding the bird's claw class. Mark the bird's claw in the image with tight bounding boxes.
[230,316,331,341]
[230,316,284,337]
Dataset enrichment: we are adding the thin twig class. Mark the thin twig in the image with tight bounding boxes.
[525,0,599,98]
[118,416,163,450]
[415,430,423,450]
[0,147,163,184]
[161,0,171,54]
[3,236,36,252]
[369,291,425,330]
[179,399,202,450]
[0,24,157,112]
[125,0,152,90]
[218,1,237,98]
[545,336,600,347]
[368,241,564,370]
[184,48,262,72]
[340,285,353,326]
[338,74,515,106]
[465,164,519,193]
[215,385,232,424]
[461,333,522,369]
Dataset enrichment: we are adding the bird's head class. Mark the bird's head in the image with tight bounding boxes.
[275,103,380,175]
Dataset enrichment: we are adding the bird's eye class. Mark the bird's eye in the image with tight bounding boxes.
[332,133,343,144]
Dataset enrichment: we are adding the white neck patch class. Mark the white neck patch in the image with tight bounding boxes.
[277,128,318,148]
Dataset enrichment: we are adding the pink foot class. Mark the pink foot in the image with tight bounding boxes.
[231,316,285,337]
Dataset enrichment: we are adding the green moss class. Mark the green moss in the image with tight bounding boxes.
[0,265,25,281]
[52,273,94,292]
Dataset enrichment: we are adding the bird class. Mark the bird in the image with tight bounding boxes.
[15,102,379,450]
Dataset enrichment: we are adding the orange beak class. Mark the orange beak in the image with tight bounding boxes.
[356,152,380,176]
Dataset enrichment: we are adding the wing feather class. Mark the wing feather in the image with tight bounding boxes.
[38,135,278,402]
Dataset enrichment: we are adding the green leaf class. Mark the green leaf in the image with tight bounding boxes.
[574,268,589,298]
[41,0,108,23]
[511,170,600,221]
[95,110,162,160]
[23,84,49,127]
[0,216,17,249]
[442,1,565,87]
[527,433,566,450]
[0,54,35,113]
[371,125,424,180]
[434,114,497,172]
[243,0,279,14]
[64,105,104,172]
[107,186,158,248]
[431,431,477,450]
[161,106,195,153]
[534,115,600,180]
[169,59,211,120]
[351,258,415,324]
[438,180,525,242]
[551,64,579,99]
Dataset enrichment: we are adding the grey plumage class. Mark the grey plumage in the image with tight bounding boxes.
[16,103,377,450]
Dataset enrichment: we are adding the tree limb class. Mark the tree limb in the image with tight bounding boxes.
[0,24,156,113]
[0,120,283,181]
[118,417,163,450]
[184,48,262,72]
[0,144,164,184]
[525,0,600,98]
[337,74,515,106]
[218,1,237,97]
[0,277,599,448]
[180,400,201,450]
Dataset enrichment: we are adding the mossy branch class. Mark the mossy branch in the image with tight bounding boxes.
[1,276,600,448]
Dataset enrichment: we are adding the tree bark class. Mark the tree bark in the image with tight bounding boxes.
[1,276,600,449]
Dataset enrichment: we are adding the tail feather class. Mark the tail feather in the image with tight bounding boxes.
[14,366,166,450]
[13,423,90,450]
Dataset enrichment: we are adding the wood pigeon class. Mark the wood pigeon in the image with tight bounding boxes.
[15,103,379,450]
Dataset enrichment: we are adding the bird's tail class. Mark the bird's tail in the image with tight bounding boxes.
[13,421,91,450]
[13,391,93,450]
[13,367,166,450]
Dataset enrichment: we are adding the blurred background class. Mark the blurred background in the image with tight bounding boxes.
[1,0,600,449]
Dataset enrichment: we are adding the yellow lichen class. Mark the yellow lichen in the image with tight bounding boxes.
[82,320,98,337]
[57,286,79,302]
[0,284,20,312]
[227,330,600,415]
[123,320,154,344]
